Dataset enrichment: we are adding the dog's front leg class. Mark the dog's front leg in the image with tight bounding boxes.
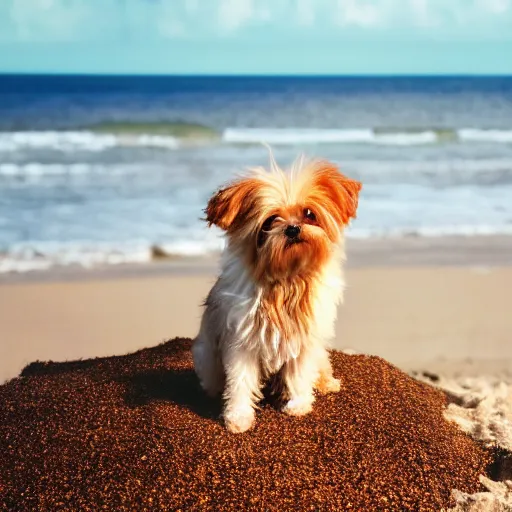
[281,346,319,417]
[315,346,341,395]
[222,345,261,433]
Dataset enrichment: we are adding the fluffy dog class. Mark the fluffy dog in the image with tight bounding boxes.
[192,154,362,433]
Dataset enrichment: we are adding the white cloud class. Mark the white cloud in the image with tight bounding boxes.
[336,0,384,27]
[410,0,438,27]
[296,0,316,26]
[476,0,510,14]
[157,19,187,39]
[155,3,189,40]
[9,0,90,41]
[1,0,512,43]
[217,0,254,31]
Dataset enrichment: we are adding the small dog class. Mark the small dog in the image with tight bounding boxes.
[192,154,362,433]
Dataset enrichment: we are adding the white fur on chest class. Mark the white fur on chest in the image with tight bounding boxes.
[214,247,345,374]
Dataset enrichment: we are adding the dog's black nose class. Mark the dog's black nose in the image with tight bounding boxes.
[284,225,301,239]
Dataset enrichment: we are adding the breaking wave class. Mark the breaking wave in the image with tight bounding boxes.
[1,125,512,152]
[223,127,512,145]
[0,240,225,274]
[3,226,512,274]
[4,158,512,186]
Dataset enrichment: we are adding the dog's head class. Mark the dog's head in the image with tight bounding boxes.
[205,156,362,282]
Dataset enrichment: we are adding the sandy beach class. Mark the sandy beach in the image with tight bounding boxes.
[1,235,511,384]
[1,235,512,510]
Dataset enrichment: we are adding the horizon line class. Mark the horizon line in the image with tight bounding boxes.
[1,72,512,78]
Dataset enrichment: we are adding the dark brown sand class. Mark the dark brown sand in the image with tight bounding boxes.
[1,338,492,511]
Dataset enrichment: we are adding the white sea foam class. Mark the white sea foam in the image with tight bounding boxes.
[0,244,153,274]
[222,128,439,145]
[0,163,99,176]
[223,128,376,145]
[458,129,512,143]
[223,127,512,145]
[2,226,512,274]
[3,157,512,182]
[348,224,512,239]
[0,237,226,274]
[0,131,180,152]
[1,128,512,153]
[2,125,512,275]
[156,239,225,257]
[372,131,438,145]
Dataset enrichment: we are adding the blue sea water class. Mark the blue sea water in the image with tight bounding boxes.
[1,74,512,272]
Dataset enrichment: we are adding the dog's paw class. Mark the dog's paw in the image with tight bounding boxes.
[283,396,313,417]
[316,376,341,395]
[223,406,255,434]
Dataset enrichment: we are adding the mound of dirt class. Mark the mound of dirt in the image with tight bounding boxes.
[0,338,494,511]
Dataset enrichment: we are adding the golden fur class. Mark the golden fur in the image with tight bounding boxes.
[192,154,362,433]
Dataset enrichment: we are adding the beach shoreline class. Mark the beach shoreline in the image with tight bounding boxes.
[2,236,511,509]
[1,234,511,284]
[1,234,511,385]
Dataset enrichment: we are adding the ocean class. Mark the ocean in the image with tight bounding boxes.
[1,74,512,273]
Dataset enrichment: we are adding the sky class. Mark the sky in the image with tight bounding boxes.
[0,0,511,74]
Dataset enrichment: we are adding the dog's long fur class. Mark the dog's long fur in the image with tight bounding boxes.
[192,155,362,433]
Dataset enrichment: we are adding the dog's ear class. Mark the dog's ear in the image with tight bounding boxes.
[205,177,262,232]
[311,161,362,226]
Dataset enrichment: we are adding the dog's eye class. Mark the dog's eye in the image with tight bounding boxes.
[261,215,278,231]
[304,209,316,221]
